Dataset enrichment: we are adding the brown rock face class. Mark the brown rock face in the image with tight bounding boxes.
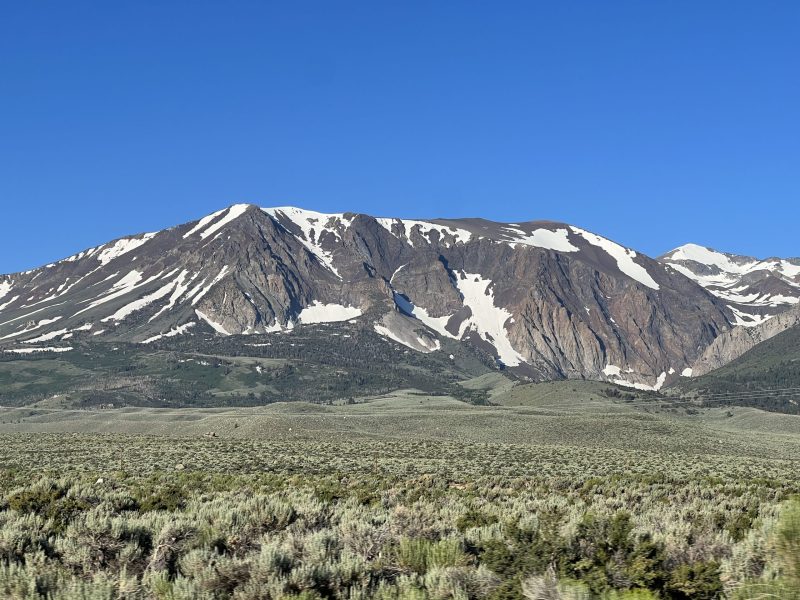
[692,305,800,376]
[0,204,739,387]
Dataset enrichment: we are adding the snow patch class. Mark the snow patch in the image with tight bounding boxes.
[373,323,439,352]
[19,268,102,309]
[376,218,472,247]
[3,346,73,354]
[0,281,12,301]
[603,364,667,390]
[141,322,196,344]
[667,244,757,274]
[96,234,156,265]
[664,246,800,310]
[681,368,693,377]
[777,261,800,278]
[418,336,441,351]
[62,247,99,263]
[257,318,294,334]
[667,263,738,288]
[374,323,404,345]
[393,293,457,339]
[195,309,230,335]
[454,271,525,366]
[571,227,660,290]
[191,267,230,305]
[264,207,347,278]
[183,207,227,238]
[298,302,362,324]
[198,204,251,239]
[403,220,472,247]
[22,328,70,343]
[100,278,178,323]
[0,295,19,312]
[390,264,406,283]
[505,227,579,252]
[728,305,772,327]
[74,270,152,315]
[611,371,667,391]
[149,270,197,321]
[375,218,398,236]
[0,317,63,341]
[765,294,800,307]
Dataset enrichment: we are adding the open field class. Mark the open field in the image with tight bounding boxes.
[0,381,799,599]
[2,380,800,456]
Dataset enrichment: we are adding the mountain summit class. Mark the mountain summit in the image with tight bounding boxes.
[2,204,792,390]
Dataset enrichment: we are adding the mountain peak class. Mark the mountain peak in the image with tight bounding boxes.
[662,243,758,271]
[659,243,800,327]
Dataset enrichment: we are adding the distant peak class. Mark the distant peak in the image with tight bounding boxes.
[662,243,718,258]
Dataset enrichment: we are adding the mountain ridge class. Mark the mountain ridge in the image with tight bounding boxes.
[659,243,800,326]
[2,203,792,391]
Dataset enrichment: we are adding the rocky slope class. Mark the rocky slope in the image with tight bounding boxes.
[691,304,800,376]
[0,205,737,388]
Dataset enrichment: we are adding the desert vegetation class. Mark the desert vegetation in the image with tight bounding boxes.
[0,429,798,599]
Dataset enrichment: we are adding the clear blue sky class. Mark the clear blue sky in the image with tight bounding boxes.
[2,2,798,273]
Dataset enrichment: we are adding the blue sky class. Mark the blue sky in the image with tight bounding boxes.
[1,1,798,273]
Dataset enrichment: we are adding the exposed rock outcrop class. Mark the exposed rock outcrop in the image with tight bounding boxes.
[692,305,800,376]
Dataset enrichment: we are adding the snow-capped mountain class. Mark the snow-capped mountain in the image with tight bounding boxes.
[0,205,736,389]
[660,244,800,326]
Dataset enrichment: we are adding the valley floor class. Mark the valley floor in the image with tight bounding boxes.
[0,382,799,599]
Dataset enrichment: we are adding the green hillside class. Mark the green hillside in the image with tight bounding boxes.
[0,322,496,408]
[674,324,800,414]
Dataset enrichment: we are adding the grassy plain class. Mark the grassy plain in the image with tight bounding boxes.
[0,380,799,599]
